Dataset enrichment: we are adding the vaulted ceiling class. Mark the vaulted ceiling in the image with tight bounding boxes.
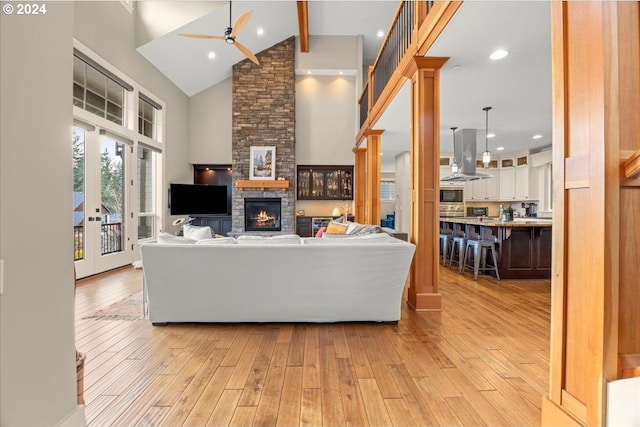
[135,1,552,171]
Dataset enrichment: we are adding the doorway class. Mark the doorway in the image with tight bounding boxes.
[73,125,131,278]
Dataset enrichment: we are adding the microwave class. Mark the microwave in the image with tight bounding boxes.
[440,187,464,203]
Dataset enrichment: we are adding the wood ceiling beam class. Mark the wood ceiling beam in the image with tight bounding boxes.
[297,1,309,53]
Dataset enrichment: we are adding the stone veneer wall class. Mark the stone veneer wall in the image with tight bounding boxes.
[231,37,296,233]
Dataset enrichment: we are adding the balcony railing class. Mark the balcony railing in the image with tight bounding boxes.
[358,1,435,130]
[74,222,123,261]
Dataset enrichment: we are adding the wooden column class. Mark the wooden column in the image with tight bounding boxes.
[365,130,383,226]
[541,2,640,426]
[353,147,366,223]
[404,57,448,311]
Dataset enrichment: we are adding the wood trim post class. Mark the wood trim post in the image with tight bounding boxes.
[404,56,448,311]
[364,130,383,226]
[542,2,640,426]
[353,147,367,223]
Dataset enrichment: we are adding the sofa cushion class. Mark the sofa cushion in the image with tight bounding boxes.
[237,235,301,245]
[157,233,197,244]
[183,224,213,241]
[196,237,237,245]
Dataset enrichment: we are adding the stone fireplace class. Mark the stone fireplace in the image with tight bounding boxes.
[244,198,281,232]
[231,36,296,234]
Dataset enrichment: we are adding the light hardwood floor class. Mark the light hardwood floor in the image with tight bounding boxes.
[75,265,550,427]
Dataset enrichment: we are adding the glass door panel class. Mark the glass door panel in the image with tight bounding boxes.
[325,170,339,198]
[73,125,131,278]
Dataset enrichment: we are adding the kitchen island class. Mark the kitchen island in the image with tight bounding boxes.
[440,217,552,279]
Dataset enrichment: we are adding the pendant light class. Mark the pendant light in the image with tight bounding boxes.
[450,127,459,174]
[482,106,492,168]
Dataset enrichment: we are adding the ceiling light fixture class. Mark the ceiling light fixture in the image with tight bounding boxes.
[256,27,264,36]
[496,146,505,151]
[487,133,496,138]
[208,51,216,59]
[450,127,459,175]
[482,106,492,168]
[532,134,543,139]
[489,49,509,60]
[376,30,384,38]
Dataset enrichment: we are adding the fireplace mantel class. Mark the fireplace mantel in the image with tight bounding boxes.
[235,180,289,189]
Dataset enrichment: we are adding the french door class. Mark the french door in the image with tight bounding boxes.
[73,125,132,278]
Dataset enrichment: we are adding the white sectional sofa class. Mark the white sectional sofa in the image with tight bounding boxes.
[140,233,415,324]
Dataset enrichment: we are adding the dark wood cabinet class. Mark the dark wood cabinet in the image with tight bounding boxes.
[499,226,552,279]
[296,216,312,237]
[297,166,353,200]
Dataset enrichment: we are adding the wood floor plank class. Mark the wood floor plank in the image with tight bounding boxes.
[237,327,279,407]
[182,366,235,427]
[358,378,393,427]
[302,326,321,389]
[275,366,303,427]
[253,341,289,426]
[336,357,369,427]
[300,388,322,427]
[76,265,551,427]
[204,389,242,427]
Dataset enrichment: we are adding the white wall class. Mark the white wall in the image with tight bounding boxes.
[296,75,356,164]
[74,2,192,232]
[189,77,233,164]
[395,152,411,233]
[1,4,81,426]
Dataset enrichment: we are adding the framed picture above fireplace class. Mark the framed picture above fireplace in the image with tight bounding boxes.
[249,146,276,180]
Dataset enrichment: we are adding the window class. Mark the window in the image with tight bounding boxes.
[138,94,162,139]
[381,181,396,201]
[73,51,133,125]
[137,146,156,240]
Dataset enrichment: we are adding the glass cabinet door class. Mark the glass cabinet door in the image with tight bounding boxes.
[340,170,353,199]
[325,170,340,198]
[297,169,311,198]
[311,170,325,198]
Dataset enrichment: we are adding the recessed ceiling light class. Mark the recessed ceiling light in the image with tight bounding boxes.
[208,51,216,60]
[339,71,343,75]
[307,70,312,75]
[532,134,543,139]
[376,30,384,38]
[489,49,509,60]
[487,133,496,138]
[256,28,264,36]
[496,146,505,151]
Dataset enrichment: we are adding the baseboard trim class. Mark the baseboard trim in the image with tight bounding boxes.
[56,405,86,427]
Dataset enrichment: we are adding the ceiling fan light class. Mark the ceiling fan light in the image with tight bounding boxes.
[225,37,235,44]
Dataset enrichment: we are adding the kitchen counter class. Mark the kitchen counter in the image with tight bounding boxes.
[440,217,553,227]
[440,217,552,279]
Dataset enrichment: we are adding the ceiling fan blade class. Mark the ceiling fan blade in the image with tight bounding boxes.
[230,10,252,38]
[234,41,259,65]
[178,33,225,40]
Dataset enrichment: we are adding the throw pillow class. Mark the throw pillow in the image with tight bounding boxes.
[157,233,196,244]
[325,221,348,235]
[315,226,327,238]
[183,224,213,241]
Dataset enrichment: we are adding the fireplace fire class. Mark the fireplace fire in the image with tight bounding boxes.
[244,198,281,231]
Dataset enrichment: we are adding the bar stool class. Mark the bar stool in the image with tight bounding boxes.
[462,238,501,281]
[448,233,467,273]
[439,230,453,266]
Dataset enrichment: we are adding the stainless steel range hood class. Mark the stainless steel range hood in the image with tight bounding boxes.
[441,128,493,182]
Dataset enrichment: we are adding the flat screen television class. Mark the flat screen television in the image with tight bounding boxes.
[169,183,228,215]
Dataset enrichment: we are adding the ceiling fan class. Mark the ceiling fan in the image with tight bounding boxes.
[178,1,259,65]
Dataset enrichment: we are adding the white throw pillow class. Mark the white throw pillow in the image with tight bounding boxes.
[156,233,196,244]
[183,224,213,241]
[196,237,237,245]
